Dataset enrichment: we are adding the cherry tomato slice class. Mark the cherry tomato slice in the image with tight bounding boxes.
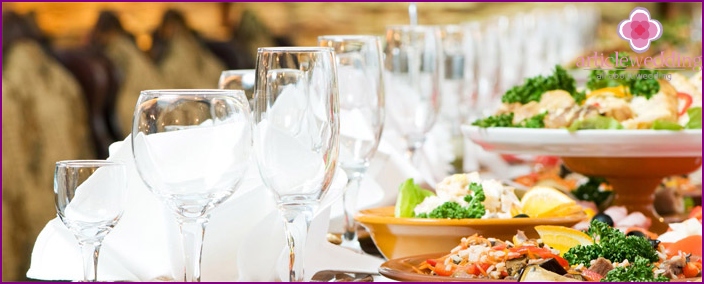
[677,92,693,116]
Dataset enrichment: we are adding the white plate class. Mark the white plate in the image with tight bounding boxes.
[462,125,702,157]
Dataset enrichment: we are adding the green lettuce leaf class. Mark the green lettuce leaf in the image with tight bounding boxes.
[567,116,624,132]
[394,179,435,218]
[652,120,684,130]
[686,107,702,129]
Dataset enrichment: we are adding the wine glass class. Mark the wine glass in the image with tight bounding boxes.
[252,47,339,281]
[131,89,252,282]
[54,160,127,282]
[318,35,385,251]
[383,25,442,168]
[219,69,256,109]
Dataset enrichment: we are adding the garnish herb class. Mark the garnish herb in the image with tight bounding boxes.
[416,183,486,219]
[471,113,514,128]
[472,112,546,128]
[515,112,547,128]
[601,256,669,282]
[502,65,584,104]
[563,220,660,266]
[571,177,612,207]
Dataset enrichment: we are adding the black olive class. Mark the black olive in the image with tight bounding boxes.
[626,230,646,238]
[513,213,530,218]
[591,213,614,227]
[649,239,661,249]
[559,164,572,178]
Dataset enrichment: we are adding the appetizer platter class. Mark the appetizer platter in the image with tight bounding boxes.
[463,62,702,157]
[462,58,703,234]
[379,214,703,282]
[356,172,587,259]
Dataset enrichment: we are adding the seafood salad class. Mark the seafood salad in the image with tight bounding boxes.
[415,218,703,281]
[473,56,702,131]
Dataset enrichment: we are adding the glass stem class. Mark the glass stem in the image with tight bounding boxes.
[406,138,425,169]
[177,217,208,282]
[280,204,315,282]
[79,240,101,282]
[341,175,363,250]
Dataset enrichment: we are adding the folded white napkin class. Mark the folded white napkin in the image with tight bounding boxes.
[28,136,384,281]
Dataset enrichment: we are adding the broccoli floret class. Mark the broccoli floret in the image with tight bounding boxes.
[564,220,660,266]
[416,183,486,219]
[601,256,669,282]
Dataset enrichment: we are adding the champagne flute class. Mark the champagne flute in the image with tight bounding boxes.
[54,160,126,282]
[131,89,252,282]
[219,69,256,109]
[383,25,442,168]
[318,35,385,251]
[252,47,339,281]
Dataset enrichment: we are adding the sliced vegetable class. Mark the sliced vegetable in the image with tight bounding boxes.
[677,92,693,116]
[686,107,702,129]
[683,262,701,278]
[433,261,453,276]
[567,116,624,131]
[394,179,435,217]
[652,119,684,130]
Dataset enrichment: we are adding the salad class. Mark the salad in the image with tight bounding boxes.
[473,54,702,131]
[394,173,521,219]
[415,220,703,281]
[394,172,584,220]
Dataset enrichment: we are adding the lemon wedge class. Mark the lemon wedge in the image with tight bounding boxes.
[586,86,630,99]
[520,186,575,218]
[535,225,594,256]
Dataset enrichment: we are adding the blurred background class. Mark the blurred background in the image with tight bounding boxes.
[2,2,701,281]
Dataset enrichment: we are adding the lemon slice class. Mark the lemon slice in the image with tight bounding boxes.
[537,204,585,218]
[535,225,594,256]
[587,86,630,99]
[520,186,575,218]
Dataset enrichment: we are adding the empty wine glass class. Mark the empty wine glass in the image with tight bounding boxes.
[131,89,252,282]
[54,160,127,282]
[219,69,256,109]
[252,47,339,281]
[318,35,385,252]
[383,25,442,167]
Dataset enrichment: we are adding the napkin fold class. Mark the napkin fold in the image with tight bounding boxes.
[28,136,384,281]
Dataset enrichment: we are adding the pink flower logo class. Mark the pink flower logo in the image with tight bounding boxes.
[618,7,663,53]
